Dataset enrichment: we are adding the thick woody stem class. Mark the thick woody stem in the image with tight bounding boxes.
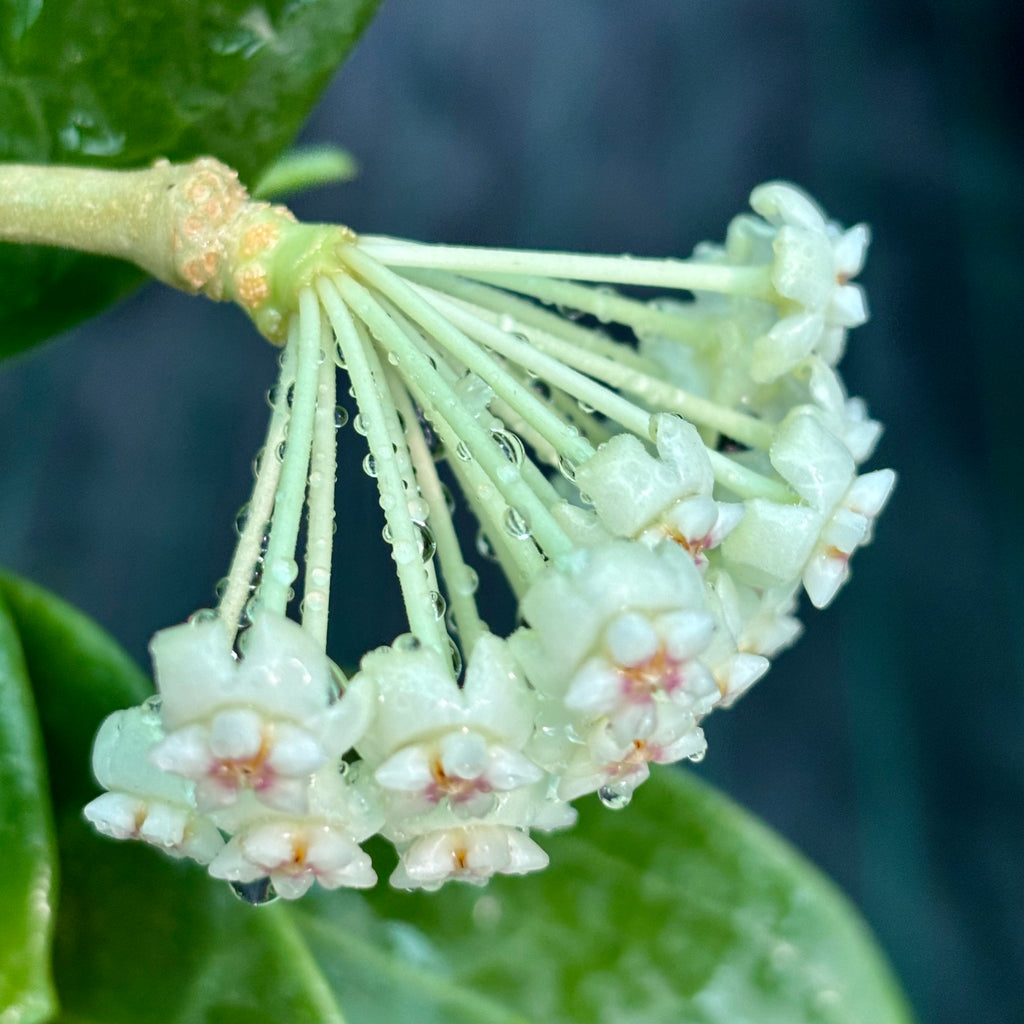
[0,158,354,343]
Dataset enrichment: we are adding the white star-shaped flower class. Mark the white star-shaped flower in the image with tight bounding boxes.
[352,634,544,821]
[747,181,870,381]
[575,414,743,567]
[148,612,372,813]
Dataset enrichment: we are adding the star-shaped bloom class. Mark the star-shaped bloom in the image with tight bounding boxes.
[721,409,895,606]
[389,824,548,892]
[206,765,383,898]
[149,612,373,813]
[352,634,544,821]
[513,541,718,764]
[746,181,870,381]
[574,414,743,567]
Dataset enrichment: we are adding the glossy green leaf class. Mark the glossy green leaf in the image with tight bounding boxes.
[0,573,349,1024]
[0,0,383,359]
[0,572,914,1024]
[302,772,916,1024]
[0,591,58,1024]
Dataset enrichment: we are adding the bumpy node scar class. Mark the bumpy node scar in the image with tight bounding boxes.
[0,157,894,900]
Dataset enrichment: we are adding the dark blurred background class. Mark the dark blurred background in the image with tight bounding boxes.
[1,1,1021,1021]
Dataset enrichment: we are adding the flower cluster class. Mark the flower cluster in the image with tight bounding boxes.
[84,161,894,901]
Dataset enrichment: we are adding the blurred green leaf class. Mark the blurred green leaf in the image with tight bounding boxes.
[0,0,382,360]
[0,591,58,1024]
[306,773,916,1024]
[0,572,914,1023]
[252,145,359,201]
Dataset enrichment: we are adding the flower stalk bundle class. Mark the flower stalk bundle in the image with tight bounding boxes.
[0,158,894,900]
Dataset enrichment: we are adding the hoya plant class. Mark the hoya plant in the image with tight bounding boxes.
[0,2,912,1022]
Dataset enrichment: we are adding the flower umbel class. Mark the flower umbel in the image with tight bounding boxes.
[65,159,894,899]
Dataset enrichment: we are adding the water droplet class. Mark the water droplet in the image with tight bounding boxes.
[353,414,368,436]
[308,469,324,487]
[302,590,327,614]
[475,530,498,562]
[557,455,577,482]
[335,405,349,429]
[598,784,632,810]
[234,503,251,536]
[686,747,706,764]
[387,351,400,366]
[270,558,298,585]
[577,398,596,415]
[230,878,279,905]
[188,608,218,626]
[310,567,330,588]
[328,662,347,701]
[285,383,296,408]
[362,453,377,477]
[430,590,446,620]
[58,109,125,157]
[381,523,393,544]
[393,633,422,652]
[416,522,436,562]
[407,497,429,522]
[441,484,457,514]
[276,440,287,461]
[142,694,163,714]
[529,378,552,401]
[502,508,531,540]
[214,577,229,600]
[491,428,525,466]
[453,566,479,596]
[556,303,583,321]
[455,441,472,462]
[448,638,463,678]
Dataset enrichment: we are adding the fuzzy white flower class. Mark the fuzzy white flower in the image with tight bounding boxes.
[149,612,372,813]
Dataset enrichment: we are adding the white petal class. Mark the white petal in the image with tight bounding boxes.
[84,792,145,840]
[715,654,770,707]
[833,223,870,278]
[564,660,621,714]
[440,730,490,780]
[208,708,263,761]
[267,723,326,776]
[208,839,264,884]
[803,552,848,609]
[503,831,549,875]
[845,468,896,518]
[485,746,545,790]
[827,282,868,327]
[659,610,715,660]
[750,182,826,233]
[138,802,188,848]
[150,724,212,779]
[375,745,434,792]
[604,612,660,667]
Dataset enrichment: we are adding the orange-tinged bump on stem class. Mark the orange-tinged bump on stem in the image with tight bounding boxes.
[234,265,271,310]
[241,221,280,258]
